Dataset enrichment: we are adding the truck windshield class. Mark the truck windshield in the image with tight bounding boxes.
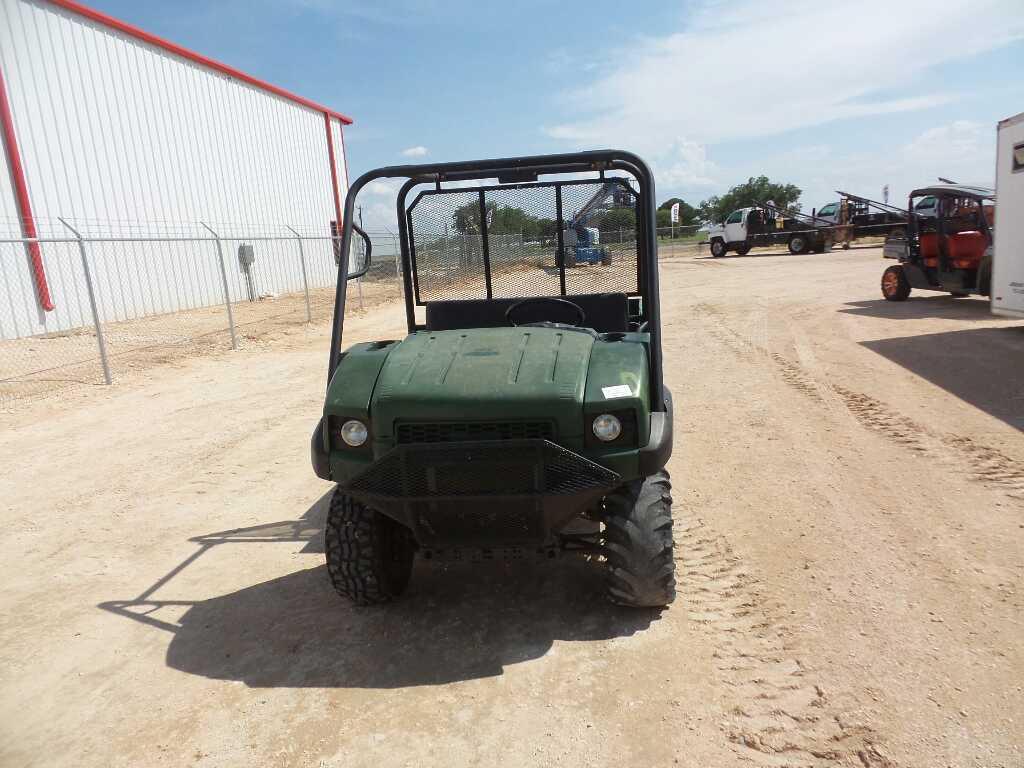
[725,210,743,224]
[818,203,838,217]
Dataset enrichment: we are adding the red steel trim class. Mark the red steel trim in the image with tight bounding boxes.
[0,62,54,311]
[339,122,351,192]
[325,113,344,228]
[45,0,353,125]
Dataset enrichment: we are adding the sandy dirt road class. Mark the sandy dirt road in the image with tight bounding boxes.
[1,245,1022,767]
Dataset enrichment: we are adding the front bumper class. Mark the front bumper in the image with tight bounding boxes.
[341,439,620,547]
[311,387,674,486]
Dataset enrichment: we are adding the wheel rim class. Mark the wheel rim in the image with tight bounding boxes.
[792,237,804,251]
[882,270,899,296]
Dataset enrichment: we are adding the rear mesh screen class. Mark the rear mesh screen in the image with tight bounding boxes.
[406,178,640,304]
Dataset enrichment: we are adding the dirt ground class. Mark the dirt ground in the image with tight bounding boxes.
[1,245,1021,767]
[0,278,400,406]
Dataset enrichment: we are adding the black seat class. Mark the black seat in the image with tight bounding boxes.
[425,293,629,333]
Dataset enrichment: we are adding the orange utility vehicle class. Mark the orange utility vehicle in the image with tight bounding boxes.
[881,184,995,301]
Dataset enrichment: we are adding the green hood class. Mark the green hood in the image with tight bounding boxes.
[371,327,594,440]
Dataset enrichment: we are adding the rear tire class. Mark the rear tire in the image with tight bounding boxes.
[735,243,751,256]
[881,264,911,301]
[710,239,726,258]
[978,258,992,296]
[603,470,676,608]
[788,234,808,254]
[325,487,415,606]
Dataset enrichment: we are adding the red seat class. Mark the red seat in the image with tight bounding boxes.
[919,231,986,269]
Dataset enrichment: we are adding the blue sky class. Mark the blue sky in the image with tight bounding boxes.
[91,0,1024,227]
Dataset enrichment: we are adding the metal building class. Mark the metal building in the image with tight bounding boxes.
[0,0,352,340]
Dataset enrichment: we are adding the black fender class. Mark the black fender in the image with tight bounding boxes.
[639,386,673,475]
[311,418,330,480]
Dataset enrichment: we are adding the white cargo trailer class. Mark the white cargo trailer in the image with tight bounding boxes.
[991,112,1024,318]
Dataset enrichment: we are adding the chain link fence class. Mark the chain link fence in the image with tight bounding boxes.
[0,221,402,406]
[1,216,709,407]
[656,225,708,259]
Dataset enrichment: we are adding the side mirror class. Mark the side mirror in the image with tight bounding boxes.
[346,223,372,280]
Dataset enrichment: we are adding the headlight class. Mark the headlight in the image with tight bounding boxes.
[592,413,622,442]
[340,419,369,447]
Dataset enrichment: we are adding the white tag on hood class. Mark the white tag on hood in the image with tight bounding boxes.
[602,384,632,399]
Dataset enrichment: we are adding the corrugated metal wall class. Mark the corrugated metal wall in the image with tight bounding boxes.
[0,0,349,340]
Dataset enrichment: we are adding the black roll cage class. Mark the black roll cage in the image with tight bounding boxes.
[328,150,666,412]
[905,188,994,272]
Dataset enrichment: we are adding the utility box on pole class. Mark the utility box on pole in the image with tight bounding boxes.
[992,111,1024,318]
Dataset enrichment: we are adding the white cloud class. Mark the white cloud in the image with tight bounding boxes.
[903,120,988,170]
[654,138,718,187]
[401,145,429,157]
[744,120,996,211]
[360,200,399,232]
[544,0,1023,191]
[365,179,401,197]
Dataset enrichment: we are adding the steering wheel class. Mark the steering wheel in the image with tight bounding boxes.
[505,297,587,327]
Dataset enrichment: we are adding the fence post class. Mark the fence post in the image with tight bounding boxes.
[58,218,112,385]
[356,234,364,310]
[200,222,238,350]
[284,225,312,323]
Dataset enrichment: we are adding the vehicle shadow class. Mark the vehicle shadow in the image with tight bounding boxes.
[693,251,788,260]
[100,491,658,689]
[690,243,880,261]
[840,295,997,320]
[692,249,818,260]
[860,326,1024,431]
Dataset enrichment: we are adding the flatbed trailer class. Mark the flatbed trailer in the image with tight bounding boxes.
[817,192,909,242]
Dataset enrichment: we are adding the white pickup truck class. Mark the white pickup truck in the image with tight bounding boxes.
[706,206,831,258]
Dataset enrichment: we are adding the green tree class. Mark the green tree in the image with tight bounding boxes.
[658,197,698,226]
[452,199,489,234]
[598,207,636,234]
[452,201,553,237]
[698,176,802,224]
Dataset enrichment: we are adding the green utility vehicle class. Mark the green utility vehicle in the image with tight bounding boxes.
[312,150,675,608]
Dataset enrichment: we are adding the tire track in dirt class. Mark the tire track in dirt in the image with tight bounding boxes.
[677,517,893,767]
[696,306,1024,500]
[704,317,824,403]
[829,386,929,453]
[830,387,1024,499]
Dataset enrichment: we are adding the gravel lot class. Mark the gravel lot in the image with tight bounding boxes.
[2,245,1022,767]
